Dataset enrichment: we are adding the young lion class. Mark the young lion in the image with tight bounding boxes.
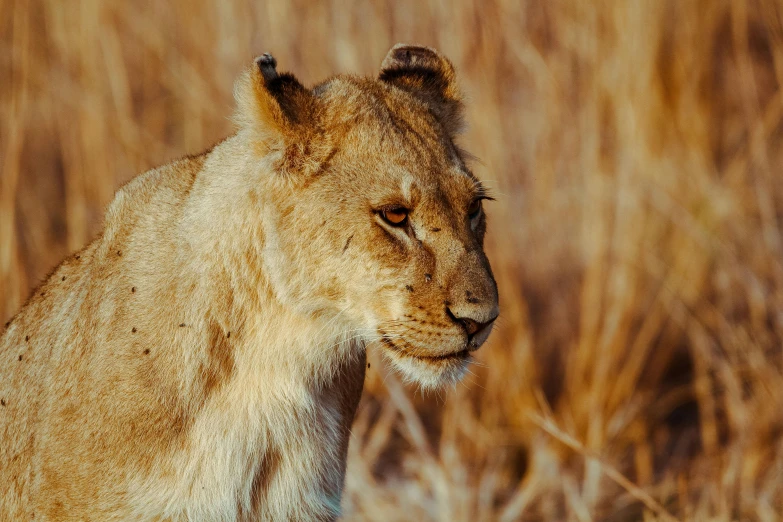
[0,44,498,521]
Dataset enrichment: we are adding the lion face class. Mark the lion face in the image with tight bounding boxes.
[239,46,498,388]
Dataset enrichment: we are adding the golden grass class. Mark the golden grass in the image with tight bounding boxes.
[3,0,783,519]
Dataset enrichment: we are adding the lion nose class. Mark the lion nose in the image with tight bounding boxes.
[447,309,498,350]
[458,317,484,336]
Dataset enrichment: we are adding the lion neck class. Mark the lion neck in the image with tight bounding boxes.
[152,136,366,518]
[184,135,361,385]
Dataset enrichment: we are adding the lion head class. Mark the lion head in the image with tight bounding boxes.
[234,44,499,388]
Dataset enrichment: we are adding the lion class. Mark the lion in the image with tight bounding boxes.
[0,44,498,521]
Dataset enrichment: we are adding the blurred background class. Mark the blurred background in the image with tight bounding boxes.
[2,0,783,520]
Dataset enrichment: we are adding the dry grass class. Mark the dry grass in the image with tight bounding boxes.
[3,0,783,520]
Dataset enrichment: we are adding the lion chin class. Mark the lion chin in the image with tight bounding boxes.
[379,338,472,389]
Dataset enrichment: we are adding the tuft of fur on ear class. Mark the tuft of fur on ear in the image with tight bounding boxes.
[379,44,464,136]
[234,54,323,172]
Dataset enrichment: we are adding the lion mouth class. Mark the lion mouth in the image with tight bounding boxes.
[380,337,470,363]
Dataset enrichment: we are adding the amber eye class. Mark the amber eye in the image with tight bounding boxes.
[468,199,482,220]
[380,207,409,227]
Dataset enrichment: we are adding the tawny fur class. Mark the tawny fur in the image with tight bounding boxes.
[0,44,498,521]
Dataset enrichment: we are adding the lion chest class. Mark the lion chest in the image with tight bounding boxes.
[146,354,365,521]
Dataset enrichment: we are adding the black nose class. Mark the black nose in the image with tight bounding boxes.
[447,309,498,339]
[459,317,484,336]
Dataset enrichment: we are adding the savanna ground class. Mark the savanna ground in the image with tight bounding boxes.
[2,1,783,520]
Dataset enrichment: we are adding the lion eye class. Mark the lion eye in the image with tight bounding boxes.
[380,207,409,227]
[468,199,482,220]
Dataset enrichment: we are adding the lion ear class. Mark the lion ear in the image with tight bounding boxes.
[379,44,464,136]
[234,54,318,154]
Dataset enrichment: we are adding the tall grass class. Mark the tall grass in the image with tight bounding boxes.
[3,0,783,519]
